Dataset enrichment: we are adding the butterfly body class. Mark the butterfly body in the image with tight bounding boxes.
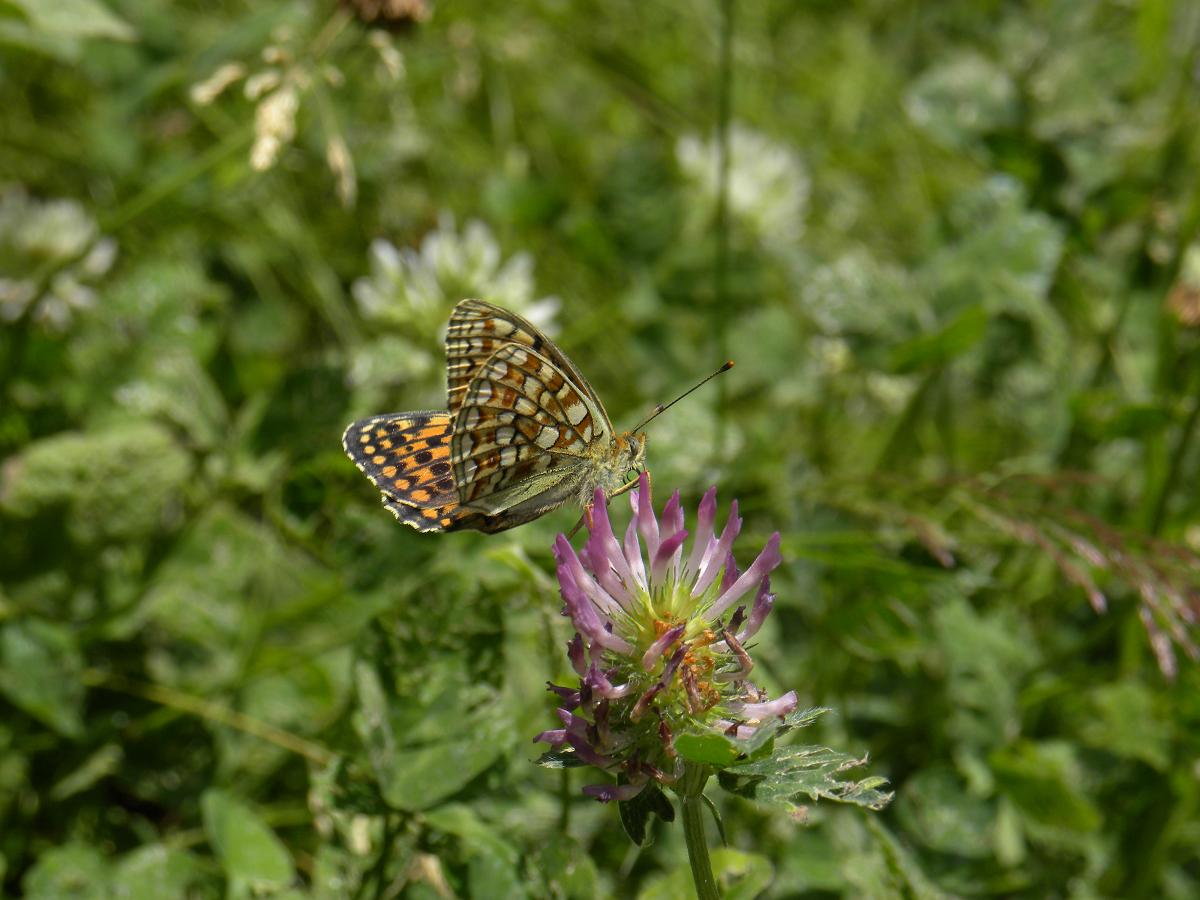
[343,299,645,534]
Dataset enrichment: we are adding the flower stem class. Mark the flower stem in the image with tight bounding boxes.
[680,763,720,900]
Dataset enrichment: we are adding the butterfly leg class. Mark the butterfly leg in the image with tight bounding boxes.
[607,469,649,502]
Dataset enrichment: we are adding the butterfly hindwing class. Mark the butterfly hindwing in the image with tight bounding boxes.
[342,411,458,510]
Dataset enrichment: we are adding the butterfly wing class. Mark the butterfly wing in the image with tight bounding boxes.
[342,411,497,532]
[445,299,612,429]
[451,343,608,515]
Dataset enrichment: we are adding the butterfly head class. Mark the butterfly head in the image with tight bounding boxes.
[617,431,647,475]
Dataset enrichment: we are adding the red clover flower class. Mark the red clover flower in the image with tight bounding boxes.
[535,473,796,802]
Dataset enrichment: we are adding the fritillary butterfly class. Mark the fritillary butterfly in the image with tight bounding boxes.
[343,299,646,533]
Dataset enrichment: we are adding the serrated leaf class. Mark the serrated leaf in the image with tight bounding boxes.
[719,744,893,811]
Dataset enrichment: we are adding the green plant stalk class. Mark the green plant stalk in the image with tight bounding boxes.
[680,764,720,900]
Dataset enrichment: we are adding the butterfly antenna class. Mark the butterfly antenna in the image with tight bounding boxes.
[631,361,734,432]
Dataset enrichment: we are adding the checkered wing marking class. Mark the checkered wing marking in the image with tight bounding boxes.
[445,299,609,424]
[342,410,460,507]
[451,343,608,510]
[381,494,498,533]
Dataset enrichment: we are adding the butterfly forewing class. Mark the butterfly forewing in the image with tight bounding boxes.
[452,343,610,510]
[445,299,609,421]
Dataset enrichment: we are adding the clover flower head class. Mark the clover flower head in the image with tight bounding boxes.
[536,473,794,801]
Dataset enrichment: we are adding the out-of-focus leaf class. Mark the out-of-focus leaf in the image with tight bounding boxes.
[201,788,295,890]
[534,833,600,900]
[352,658,512,811]
[895,766,993,858]
[8,0,133,39]
[109,844,208,900]
[425,805,527,900]
[0,618,84,737]
[0,421,190,543]
[887,305,989,373]
[49,742,122,800]
[990,741,1102,833]
[1076,681,1171,771]
[638,847,773,900]
[22,842,108,899]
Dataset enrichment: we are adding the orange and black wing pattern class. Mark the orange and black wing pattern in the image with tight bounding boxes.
[342,411,490,532]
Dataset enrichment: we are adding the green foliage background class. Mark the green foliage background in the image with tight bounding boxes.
[3,0,1200,896]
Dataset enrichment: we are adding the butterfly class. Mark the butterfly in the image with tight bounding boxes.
[342,299,647,533]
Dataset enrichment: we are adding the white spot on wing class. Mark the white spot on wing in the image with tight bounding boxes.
[566,401,587,426]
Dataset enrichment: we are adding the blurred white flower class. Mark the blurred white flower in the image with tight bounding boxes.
[347,215,559,407]
[0,186,117,329]
[676,124,809,251]
[352,213,559,336]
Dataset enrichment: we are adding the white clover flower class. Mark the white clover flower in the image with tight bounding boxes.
[677,124,809,251]
[352,213,559,336]
[0,187,117,329]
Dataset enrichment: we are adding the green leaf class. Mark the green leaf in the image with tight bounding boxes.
[675,731,740,766]
[618,781,675,847]
[352,659,512,811]
[894,766,994,858]
[0,619,84,737]
[719,744,893,812]
[22,842,108,899]
[534,834,600,900]
[425,805,527,900]
[989,741,1101,833]
[109,845,208,900]
[7,0,133,40]
[201,789,295,889]
[638,847,774,900]
[887,305,989,373]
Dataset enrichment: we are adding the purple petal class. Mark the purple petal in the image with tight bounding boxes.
[651,529,689,586]
[534,729,567,745]
[661,490,684,539]
[707,532,782,620]
[685,487,718,579]
[547,682,581,708]
[693,500,742,597]
[582,782,646,803]
[586,492,637,606]
[566,733,615,768]
[584,663,633,699]
[738,580,775,642]
[730,690,797,722]
[719,551,739,595]
[567,634,587,675]
[557,535,624,617]
[641,623,685,671]
[633,472,660,561]
[560,574,633,655]
[624,515,647,591]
